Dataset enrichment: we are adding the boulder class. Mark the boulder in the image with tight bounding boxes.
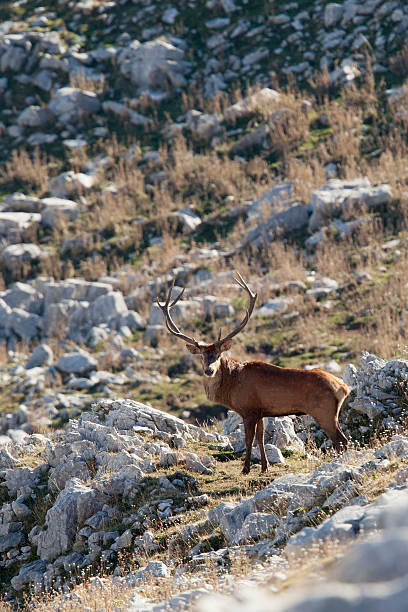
[174,207,202,232]
[0,298,11,334]
[3,465,42,495]
[89,291,128,326]
[9,308,41,340]
[56,350,97,375]
[232,512,280,545]
[231,124,270,155]
[0,449,20,468]
[0,44,27,72]
[37,480,108,561]
[245,182,294,221]
[42,278,112,304]
[4,193,43,213]
[48,87,101,123]
[219,500,255,541]
[42,300,76,337]
[256,297,293,317]
[117,39,188,93]
[149,298,202,326]
[48,458,90,492]
[16,105,52,127]
[344,352,408,423]
[48,171,96,198]
[334,531,408,584]
[2,282,43,314]
[94,398,222,443]
[41,197,79,228]
[329,58,360,85]
[223,412,304,453]
[1,244,43,273]
[120,311,145,331]
[0,212,41,237]
[25,344,53,369]
[224,88,280,122]
[308,179,392,232]
[11,560,47,592]
[324,3,344,27]
[185,110,223,142]
[241,202,312,249]
[0,531,24,552]
[201,296,234,318]
[252,444,285,465]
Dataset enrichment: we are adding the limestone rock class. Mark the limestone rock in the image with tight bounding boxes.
[9,308,41,340]
[308,179,392,232]
[4,193,43,213]
[117,39,189,94]
[224,88,280,122]
[11,560,47,592]
[232,511,280,545]
[17,105,52,127]
[37,480,108,561]
[56,350,97,375]
[41,197,79,228]
[48,87,100,123]
[1,243,43,273]
[185,110,223,142]
[89,291,128,326]
[48,171,96,198]
[0,212,41,237]
[26,344,53,369]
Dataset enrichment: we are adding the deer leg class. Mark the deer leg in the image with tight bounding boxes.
[255,418,268,472]
[333,426,348,451]
[242,416,257,474]
[313,402,348,452]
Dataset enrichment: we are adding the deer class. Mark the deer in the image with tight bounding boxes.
[156,272,350,474]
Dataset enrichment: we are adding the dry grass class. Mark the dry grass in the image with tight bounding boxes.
[69,71,106,95]
[308,68,332,103]
[317,103,362,173]
[286,156,326,203]
[0,148,50,194]
[160,134,274,216]
[0,575,135,612]
[267,91,312,160]
[389,45,408,77]
[3,430,406,611]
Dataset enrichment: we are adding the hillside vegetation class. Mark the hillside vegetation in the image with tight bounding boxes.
[1,0,408,609]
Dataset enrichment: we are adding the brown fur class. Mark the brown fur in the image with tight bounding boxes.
[188,342,350,474]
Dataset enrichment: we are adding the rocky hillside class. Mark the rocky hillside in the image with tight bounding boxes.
[0,362,408,610]
[1,0,408,608]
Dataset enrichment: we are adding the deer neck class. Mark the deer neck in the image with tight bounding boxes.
[202,355,236,406]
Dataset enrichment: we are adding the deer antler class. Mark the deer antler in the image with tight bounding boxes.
[156,279,200,347]
[217,272,257,344]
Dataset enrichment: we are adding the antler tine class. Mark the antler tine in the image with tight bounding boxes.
[156,279,200,347]
[169,286,185,308]
[218,272,257,344]
[232,270,246,288]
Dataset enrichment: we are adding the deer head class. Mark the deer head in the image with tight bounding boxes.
[156,272,257,376]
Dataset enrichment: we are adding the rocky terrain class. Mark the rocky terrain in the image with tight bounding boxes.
[0,363,408,610]
[1,0,408,609]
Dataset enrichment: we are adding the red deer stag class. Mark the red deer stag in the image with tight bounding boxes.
[157,273,350,474]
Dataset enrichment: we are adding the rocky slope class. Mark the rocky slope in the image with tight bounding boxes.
[0,355,408,608]
[1,0,408,608]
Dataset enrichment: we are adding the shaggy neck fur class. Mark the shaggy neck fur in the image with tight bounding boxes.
[202,355,243,407]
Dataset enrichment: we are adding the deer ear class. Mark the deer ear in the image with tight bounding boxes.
[221,338,233,352]
[186,343,201,354]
